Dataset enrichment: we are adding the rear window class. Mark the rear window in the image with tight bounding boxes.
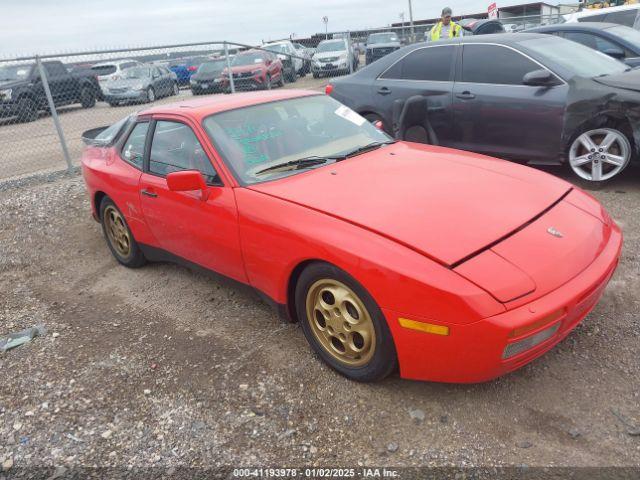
[91,65,117,76]
[96,115,134,144]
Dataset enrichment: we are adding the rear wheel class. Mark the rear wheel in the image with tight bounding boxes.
[295,262,397,382]
[568,127,632,182]
[79,86,96,108]
[312,72,320,79]
[100,197,146,268]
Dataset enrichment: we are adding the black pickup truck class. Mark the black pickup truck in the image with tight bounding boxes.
[0,60,100,123]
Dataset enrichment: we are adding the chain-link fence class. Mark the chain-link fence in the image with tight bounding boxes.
[0,13,563,182]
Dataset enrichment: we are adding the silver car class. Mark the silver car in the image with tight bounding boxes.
[104,65,179,106]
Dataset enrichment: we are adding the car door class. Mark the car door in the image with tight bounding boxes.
[371,44,457,145]
[42,62,70,105]
[138,117,247,283]
[451,43,568,163]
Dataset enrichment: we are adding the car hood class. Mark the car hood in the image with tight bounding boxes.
[108,78,150,89]
[229,64,266,73]
[248,142,571,267]
[367,42,401,50]
[593,68,640,92]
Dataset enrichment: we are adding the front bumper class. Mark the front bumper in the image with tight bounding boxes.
[312,62,349,74]
[104,90,147,104]
[385,223,622,383]
[0,102,19,117]
[190,80,223,93]
[222,74,266,90]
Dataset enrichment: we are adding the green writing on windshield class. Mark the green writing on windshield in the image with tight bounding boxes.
[225,124,284,165]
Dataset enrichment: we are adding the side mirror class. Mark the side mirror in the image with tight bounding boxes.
[603,48,625,59]
[166,170,209,201]
[522,69,557,87]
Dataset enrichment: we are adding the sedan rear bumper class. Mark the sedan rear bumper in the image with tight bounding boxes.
[385,223,622,383]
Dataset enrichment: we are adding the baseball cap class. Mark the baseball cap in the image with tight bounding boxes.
[442,7,452,16]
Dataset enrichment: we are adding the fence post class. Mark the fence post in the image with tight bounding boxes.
[36,56,72,172]
[347,31,354,74]
[224,42,235,94]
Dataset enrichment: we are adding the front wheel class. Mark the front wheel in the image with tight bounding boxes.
[263,75,272,90]
[567,127,632,182]
[172,82,180,96]
[17,97,38,122]
[145,87,156,103]
[100,197,146,268]
[295,262,397,382]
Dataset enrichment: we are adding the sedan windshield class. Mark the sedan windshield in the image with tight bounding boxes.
[122,67,150,79]
[518,36,629,78]
[265,44,287,54]
[368,33,399,44]
[198,61,225,74]
[232,53,264,66]
[0,65,31,81]
[317,41,346,53]
[202,95,391,185]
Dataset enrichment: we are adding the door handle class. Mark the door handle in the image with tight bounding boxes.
[377,87,392,95]
[456,91,475,100]
[141,189,158,198]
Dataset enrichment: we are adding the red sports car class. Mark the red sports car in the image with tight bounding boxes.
[80,90,622,383]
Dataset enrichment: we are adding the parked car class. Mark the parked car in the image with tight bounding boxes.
[264,41,303,81]
[104,65,179,106]
[564,3,640,29]
[91,59,141,95]
[169,57,208,86]
[526,22,640,67]
[221,50,284,91]
[0,60,99,122]
[80,90,621,383]
[366,32,402,64]
[312,39,358,78]
[328,33,640,182]
[190,59,227,95]
[458,18,506,35]
[292,42,313,74]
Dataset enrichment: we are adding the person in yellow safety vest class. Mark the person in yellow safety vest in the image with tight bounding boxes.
[429,7,462,41]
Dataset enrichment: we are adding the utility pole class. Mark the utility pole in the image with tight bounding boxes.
[323,16,329,39]
[399,12,405,40]
[408,0,415,41]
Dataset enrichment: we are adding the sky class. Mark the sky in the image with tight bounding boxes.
[0,0,558,58]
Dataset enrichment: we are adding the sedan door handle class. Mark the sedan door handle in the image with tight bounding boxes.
[377,87,392,95]
[456,91,476,100]
[141,189,158,198]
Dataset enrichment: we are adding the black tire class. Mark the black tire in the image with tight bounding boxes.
[263,75,272,90]
[288,66,297,83]
[312,72,320,79]
[172,82,180,96]
[107,102,118,107]
[145,87,155,103]
[99,197,146,268]
[80,86,96,108]
[277,72,285,88]
[17,97,38,123]
[295,262,397,382]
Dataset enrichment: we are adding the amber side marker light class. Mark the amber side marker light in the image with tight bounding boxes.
[399,318,449,336]
[508,308,565,339]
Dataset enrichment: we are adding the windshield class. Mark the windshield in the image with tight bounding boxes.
[202,95,391,185]
[91,65,117,75]
[518,36,629,77]
[606,24,640,46]
[317,41,346,53]
[265,44,287,54]
[198,61,225,73]
[232,52,265,66]
[122,67,150,79]
[0,64,32,81]
[368,33,399,44]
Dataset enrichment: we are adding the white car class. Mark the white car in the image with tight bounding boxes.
[564,4,640,29]
[263,41,304,82]
[91,59,142,94]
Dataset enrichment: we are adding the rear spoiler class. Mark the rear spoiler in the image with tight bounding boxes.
[81,126,110,146]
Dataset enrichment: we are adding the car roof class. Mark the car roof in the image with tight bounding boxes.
[527,22,621,32]
[419,32,549,46]
[139,89,321,119]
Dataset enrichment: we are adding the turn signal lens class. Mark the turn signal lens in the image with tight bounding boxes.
[398,318,449,336]
[502,322,560,359]
[508,308,565,339]
[325,84,334,95]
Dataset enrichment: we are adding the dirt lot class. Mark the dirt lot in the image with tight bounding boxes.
[0,159,639,476]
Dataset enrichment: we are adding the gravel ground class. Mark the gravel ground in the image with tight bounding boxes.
[0,161,639,476]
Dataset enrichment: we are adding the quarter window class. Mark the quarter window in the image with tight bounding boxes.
[563,32,622,55]
[381,46,455,81]
[461,44,540,85]
[121,122,149,170]
[150,121,221,185]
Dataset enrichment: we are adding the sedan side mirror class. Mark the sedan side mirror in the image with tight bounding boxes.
[522,69,558,87]
[603,48,625,59]
[166,170,209,201]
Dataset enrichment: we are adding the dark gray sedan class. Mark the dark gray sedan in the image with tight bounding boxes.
[329,33,640,182]
[104,65,178,106]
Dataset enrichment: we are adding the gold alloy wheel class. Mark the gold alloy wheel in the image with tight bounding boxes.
[104,206,131,258]
[305,279,376,367]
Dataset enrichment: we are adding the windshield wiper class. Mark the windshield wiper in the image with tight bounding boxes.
[255,155,342,176]
[340,140,395,158]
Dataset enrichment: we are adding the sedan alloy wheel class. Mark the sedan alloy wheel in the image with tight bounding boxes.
[569,128,631,182]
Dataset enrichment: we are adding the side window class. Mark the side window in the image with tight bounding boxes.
[153,67,162,78]
[461,45,540,85]
[564,32,599,50]
[44,62,67,77]
[150,121,221,185]
[381,46,455,81]
[121,122,149,170]
[605,10,637,28]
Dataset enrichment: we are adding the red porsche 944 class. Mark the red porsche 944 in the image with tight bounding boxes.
[81,90,621,383]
